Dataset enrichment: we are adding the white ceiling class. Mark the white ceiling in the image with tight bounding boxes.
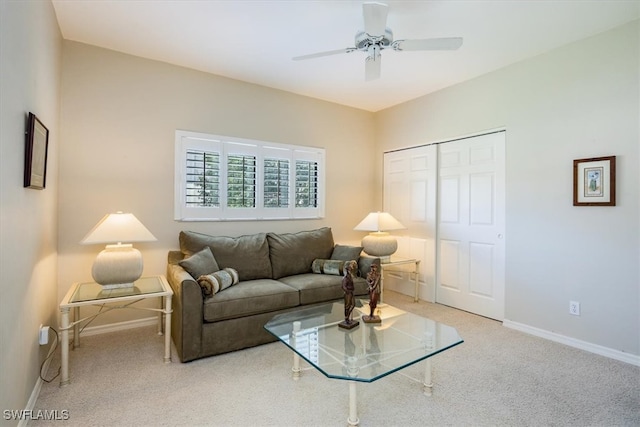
[52,0,639,112]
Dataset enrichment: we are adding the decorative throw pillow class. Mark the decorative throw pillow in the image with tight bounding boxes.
[312,259,347,276]
[197,268,239,298]
[179,247,220,279]
[330,244,363,261]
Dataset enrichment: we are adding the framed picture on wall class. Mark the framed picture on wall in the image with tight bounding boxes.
[24,112,49,190]
[573,156,616,206]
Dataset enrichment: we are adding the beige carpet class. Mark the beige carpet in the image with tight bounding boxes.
[31,291,639,426]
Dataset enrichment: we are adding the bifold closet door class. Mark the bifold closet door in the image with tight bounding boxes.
[437,131,505,320]
[383,145,437,301]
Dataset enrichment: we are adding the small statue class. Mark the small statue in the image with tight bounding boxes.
[362,263,381,324]
[339,260,359,330]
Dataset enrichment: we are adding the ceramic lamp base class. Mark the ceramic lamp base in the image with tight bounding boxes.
[361,231,398,260]
[91,244,143,288]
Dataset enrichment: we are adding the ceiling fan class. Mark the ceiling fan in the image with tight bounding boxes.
[293,2,463,81]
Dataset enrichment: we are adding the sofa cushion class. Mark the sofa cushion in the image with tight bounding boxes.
[178,247,220,279]
[180,231,272,281]
[357,256,381,279]
[330,244,363,262]
[278,273,368,305]
[267,227,334,279]
[202,279,300,322]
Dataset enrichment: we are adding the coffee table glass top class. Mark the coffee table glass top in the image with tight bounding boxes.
[264,301,463,383]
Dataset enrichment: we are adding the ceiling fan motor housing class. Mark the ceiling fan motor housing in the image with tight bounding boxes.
[355,28,393,51]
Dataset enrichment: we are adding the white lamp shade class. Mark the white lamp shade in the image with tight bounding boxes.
[81,212,156,245]
[354,212,405,232]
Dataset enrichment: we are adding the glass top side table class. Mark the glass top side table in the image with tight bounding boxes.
[363,256,421,302]
[59,275,173,386]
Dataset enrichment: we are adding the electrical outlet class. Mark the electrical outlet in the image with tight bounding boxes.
[39,325,50,345]
[569,301,580,316]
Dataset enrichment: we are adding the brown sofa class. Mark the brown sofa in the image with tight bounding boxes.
[166,227,379,362]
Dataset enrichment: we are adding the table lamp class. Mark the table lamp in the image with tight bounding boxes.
[81,212,157,288]
[354,211,405,263]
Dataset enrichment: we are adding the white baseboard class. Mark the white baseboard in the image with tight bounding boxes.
[384,281,637,367]
[503,319,640,367]
[19,343,55,427]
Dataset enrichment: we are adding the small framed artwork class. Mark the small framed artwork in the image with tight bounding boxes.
[24,112,49,190]
[573,156,616,206]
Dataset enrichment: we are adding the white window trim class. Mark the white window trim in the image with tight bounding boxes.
[175,130,325,221]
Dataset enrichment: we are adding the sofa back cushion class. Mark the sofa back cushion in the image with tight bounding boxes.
[179,231,272,281]
[267,227,334,279]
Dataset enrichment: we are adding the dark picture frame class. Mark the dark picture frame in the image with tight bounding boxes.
[24,112,49,190]
[573,156,616,206]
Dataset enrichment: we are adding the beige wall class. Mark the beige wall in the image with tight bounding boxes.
[58,41,377,323]
[0,0,62,422]
[375,21,639,356]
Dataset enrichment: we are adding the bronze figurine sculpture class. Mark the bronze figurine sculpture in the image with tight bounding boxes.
[339,260,360,329]
[362,262,381,323]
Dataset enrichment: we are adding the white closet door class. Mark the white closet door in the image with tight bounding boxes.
[437,132,505,320]
[383,145,437,301]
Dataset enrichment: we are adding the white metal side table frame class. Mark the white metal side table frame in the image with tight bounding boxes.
[379,257,421,302]
[58,275,173,386]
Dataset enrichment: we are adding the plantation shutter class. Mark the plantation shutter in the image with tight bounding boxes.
[185,150,220,207]
[227,154,256,208]
[295,160,318,208]
[264,158,290,208]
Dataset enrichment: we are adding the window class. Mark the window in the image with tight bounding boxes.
[175,130,325,221]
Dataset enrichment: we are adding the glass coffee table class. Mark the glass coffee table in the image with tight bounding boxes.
[264,300,463,426]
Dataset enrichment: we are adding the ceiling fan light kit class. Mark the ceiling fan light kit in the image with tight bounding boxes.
[293,2,463,81]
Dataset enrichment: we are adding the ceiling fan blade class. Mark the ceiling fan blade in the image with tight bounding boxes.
[365,53,381,81]
[292,48,355,61]
[393,37,463,51]
[363,2,388,37]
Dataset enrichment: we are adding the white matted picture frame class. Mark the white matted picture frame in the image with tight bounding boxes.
[573,156,616,206]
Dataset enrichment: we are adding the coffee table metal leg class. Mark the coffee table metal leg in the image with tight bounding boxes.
[291,321,302,379]
[292,352,301,380]
[423,359,433,396]
[348,381,359,426]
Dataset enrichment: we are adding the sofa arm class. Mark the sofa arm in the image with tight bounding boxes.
[166,251,204,362]
[358,256,381,278]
